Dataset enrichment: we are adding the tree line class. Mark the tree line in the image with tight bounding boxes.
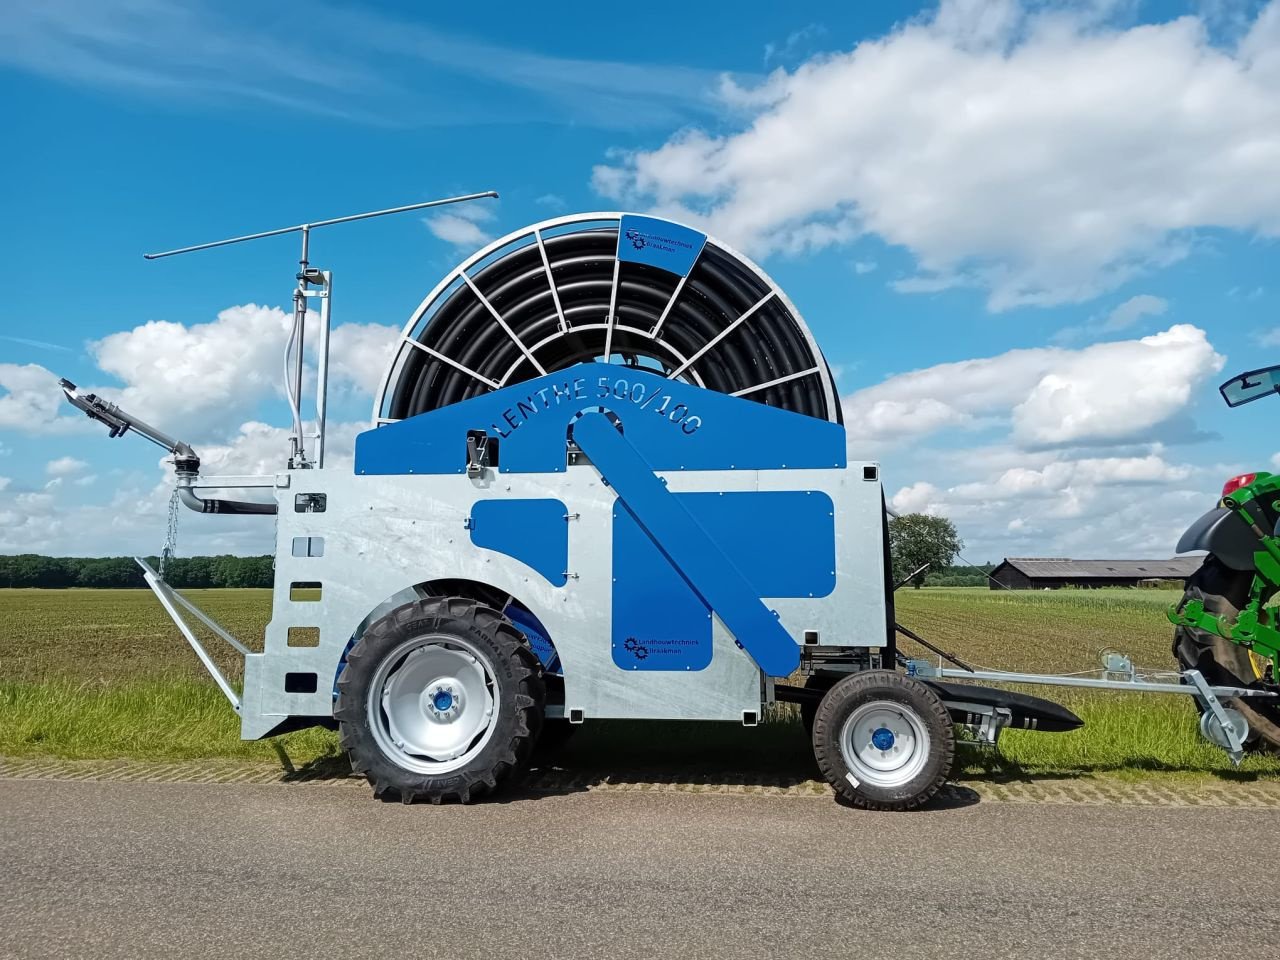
[4,513,988,590]
[923,563,995,587]
[0,554,275,589]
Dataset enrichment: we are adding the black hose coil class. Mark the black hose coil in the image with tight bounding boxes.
[380,218,840,424]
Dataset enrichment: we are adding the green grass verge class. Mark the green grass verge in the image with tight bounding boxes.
[1,586,1278,782]
[0,677,341,765]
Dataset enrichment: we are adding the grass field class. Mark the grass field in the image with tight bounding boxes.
[1,586,1277,782]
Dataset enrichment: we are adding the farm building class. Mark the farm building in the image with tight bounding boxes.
[988,557,1204,590]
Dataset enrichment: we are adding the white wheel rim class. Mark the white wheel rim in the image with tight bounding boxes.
[839,700,931,789]
[368,635,499,774]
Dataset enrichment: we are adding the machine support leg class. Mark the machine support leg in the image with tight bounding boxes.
[1183,669,1247,764]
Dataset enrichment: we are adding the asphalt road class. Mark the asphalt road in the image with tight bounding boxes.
[0,779,1273,960]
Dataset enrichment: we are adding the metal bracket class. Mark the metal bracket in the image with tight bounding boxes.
[466,430,492,479]
[1183,668,1248,764]
[945,702,1013,749]
[190,474,290,490]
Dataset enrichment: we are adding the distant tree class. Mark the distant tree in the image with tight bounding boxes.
[889,514,964,589]
[75,557,145,588]
[0,554,274,588]
[240,555,275,588]
[211,554,274,588]
[167,556,215,588]
[0,554,73,588]
[924,562,995,588]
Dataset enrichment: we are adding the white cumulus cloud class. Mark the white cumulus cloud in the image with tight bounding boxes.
[595,0,1280,309]
[425,214,492,248]
[0,363,86,435]
[425,201,498,251]
[90,304,293,434]
[1011,325,1223,445]
[891,481,944,516]
[86,304,398,438]
[844,324,1223,447]
[329,322,401,399]
[45,456,87,477]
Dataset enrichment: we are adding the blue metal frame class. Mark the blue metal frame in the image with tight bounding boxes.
[354,362,845,477]
[352,361,856,680]
[573,412,801,677]
[611,491,835,672]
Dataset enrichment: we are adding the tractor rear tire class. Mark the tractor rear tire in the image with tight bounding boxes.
[1172,556,1280,751]
[812,670,954,811]
[335,597,545,803]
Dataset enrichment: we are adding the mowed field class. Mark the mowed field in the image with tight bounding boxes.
[0,586,1277,781]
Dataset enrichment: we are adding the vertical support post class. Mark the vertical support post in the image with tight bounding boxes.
[315,271,332,469]
[603,257,621,361]
[289,226,312,467]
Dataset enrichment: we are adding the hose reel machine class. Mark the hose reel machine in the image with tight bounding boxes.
[62,195,1091,810]
[377,212,842,424]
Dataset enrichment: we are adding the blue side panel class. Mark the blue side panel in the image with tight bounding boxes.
[616,215,707,277]
[468,498,568,586]
[612,509,713,670]
[355,362,845,476]
[574,412,800,677]
[611,491,836,672]
[685,492,837,599]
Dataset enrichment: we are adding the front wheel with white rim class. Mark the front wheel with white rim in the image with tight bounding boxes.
[812,670,954,811]
[335,597,544,804]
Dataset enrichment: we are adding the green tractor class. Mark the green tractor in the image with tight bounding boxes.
[1170,365,1280,750]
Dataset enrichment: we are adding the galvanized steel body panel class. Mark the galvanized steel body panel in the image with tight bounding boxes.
[243,461,886,738]
[241,365,887,739]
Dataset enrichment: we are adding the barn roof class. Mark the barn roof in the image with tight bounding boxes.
[995,557,1204,579]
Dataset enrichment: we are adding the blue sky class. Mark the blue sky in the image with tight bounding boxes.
[1,0,1278,561]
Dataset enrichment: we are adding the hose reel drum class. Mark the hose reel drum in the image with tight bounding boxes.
[374,213,842,426]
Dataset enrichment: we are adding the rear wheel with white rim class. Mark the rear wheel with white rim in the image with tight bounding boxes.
[336,597,544,803]
[812,670,954,811]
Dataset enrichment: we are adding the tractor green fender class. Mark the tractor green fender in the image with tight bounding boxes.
[1176,507,1259,572]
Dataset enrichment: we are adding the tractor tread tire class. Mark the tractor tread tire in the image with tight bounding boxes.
[812,669,954,812]
[1173,556,1280,752]
[335,596,545,803]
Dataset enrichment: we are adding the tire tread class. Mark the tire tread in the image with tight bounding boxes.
[335,596,545,804]
[812,670,954,811]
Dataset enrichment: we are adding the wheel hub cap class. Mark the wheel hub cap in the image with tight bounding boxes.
[871,726,895,751]
[426,682,462,718]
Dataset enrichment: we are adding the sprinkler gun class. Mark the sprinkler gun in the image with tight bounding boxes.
[58,379,273,515]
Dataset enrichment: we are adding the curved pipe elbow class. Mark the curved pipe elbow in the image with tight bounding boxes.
[176,484,277,516]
